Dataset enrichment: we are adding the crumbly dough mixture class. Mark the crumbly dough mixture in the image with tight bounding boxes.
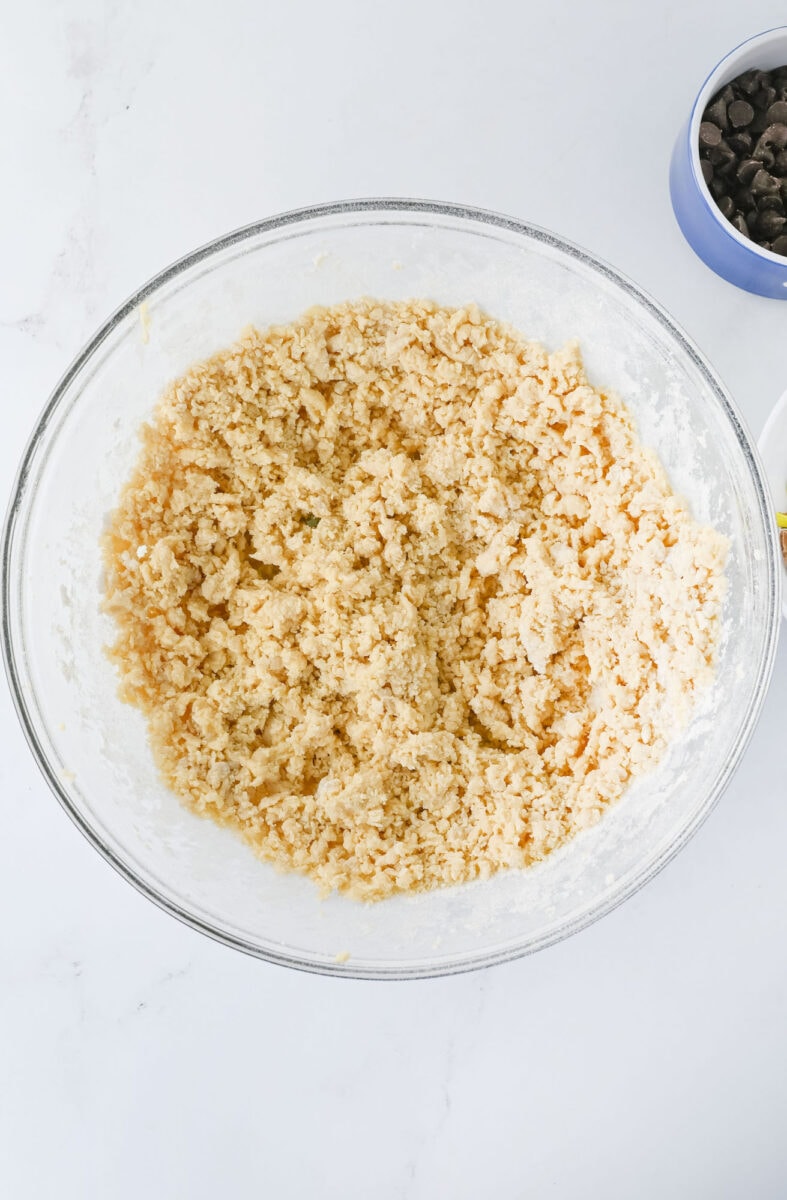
[104,299,727,900]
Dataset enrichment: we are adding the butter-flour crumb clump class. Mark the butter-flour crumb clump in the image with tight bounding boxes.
[104,299,727,900]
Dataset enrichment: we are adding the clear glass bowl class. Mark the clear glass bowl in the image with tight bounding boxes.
[2,200,781,978]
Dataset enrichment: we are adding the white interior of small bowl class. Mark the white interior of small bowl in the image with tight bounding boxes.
[689,27,787,262]
[7,207,777,976]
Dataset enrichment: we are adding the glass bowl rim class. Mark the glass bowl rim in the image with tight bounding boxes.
[1,197,781,979]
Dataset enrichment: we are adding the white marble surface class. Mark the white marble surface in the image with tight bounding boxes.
[2,2,787,1196]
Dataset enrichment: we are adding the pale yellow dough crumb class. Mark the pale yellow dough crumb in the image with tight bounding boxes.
[103,299,727,901]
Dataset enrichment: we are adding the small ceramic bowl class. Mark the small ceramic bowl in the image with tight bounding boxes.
[758,387,787,619]
[670,26,787,298]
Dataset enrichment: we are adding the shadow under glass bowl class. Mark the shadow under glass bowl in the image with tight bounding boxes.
[1,199,781,978]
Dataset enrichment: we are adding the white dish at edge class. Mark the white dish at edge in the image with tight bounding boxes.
[758,388,787,621]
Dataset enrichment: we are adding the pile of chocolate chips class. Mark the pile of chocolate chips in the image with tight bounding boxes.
[699,65,787,256]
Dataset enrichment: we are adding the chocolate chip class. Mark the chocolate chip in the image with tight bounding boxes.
[704,97,729,129]
[709,175,729,199]
[767,100,787,124]
[732,213,750,237]
[728,132,752,156]
[771,233,787,254]
[708,139,735,167]
[780,178,787,204]
[753,86,777,112]
[756,209,786,238]
[774,150,787,176]
[759,123,787,149]
[737,157,761,184]
[699,121,722,147]
[728,99,754,127]
[717,195,735,219]
[735,185,755,211]
[753,144,775,168]
[757,195,784,216]
[752,168,779,195]
[750,110,769,134]
[701,158,714,184]
[737,69,761,96]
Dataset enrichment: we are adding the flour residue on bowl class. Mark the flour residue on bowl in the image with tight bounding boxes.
[102,299,728,900]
